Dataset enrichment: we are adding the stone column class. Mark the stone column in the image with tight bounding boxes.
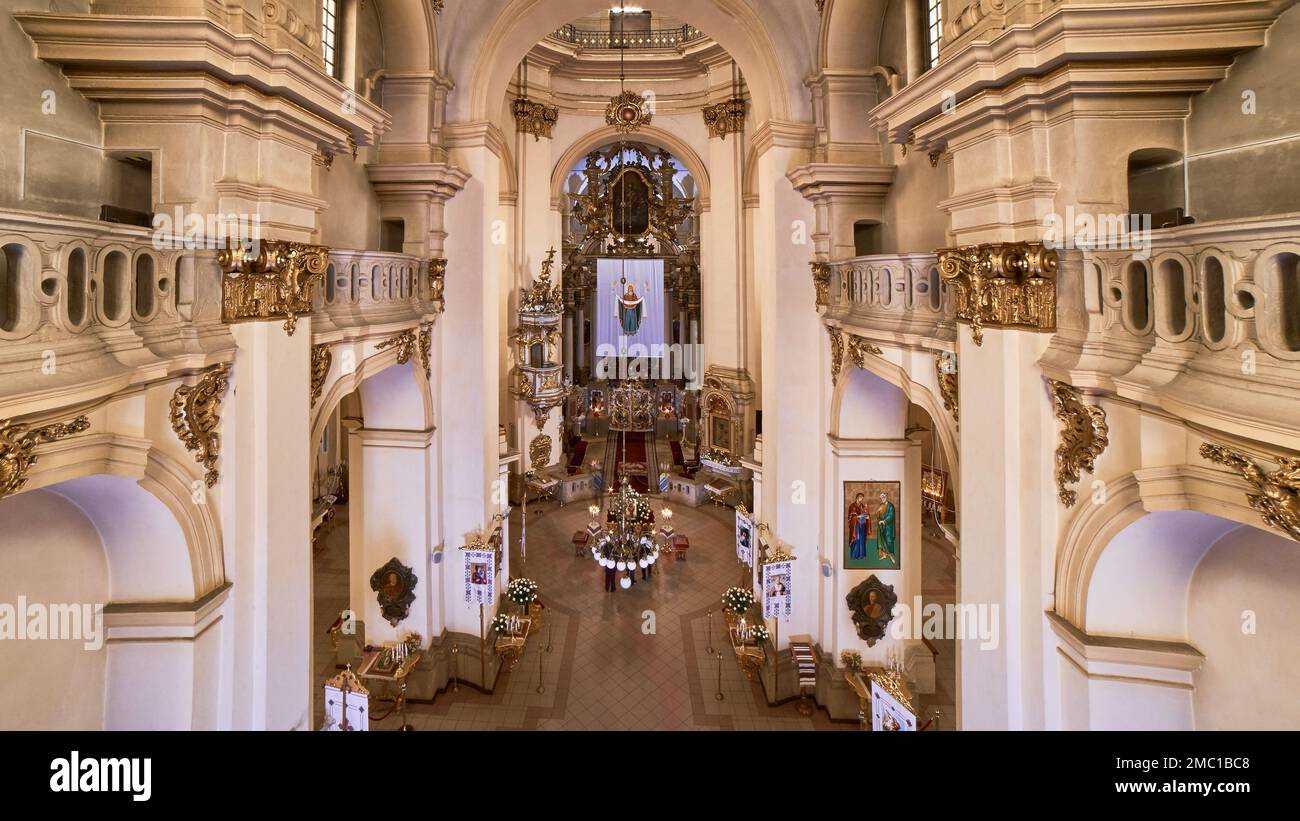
[224,318,313,730]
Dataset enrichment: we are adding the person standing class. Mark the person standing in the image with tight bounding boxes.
[604,563,617,593]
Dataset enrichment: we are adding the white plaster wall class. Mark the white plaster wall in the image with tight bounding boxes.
[0,489,109,730]
[1086,510,1237,641]
[1189,524,1300,730]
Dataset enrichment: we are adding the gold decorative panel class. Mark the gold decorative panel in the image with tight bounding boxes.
[218,239,330,336]
[936,242,1057,345]
[428,258,447,312]
[0,415,90,499]
[1049,380,1108,507]
[528,434,552,472]
[1200,444,1300,542]
[170,363,230,487]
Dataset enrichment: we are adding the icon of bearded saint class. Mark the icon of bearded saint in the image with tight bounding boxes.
[618,282,644,335]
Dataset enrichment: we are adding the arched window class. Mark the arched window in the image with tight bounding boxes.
[322,0,341,79]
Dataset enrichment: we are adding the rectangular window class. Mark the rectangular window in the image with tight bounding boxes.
[322,0,339,78]
[925,0,942,69]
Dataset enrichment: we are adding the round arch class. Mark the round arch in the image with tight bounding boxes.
[1054,469,1276,630]
[818,0,888,71]
[372,0,439,73]
[454,0,809,127]
[549,123,712,211]
[310,340,435,450]
[828,344,960,500]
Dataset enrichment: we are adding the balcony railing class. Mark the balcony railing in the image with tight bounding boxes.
[1041,212,1300,442]
[315,249,438,334]
[822,252,955,345]
[549,24,706,50]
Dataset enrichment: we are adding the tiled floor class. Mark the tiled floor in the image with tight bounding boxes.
[315,498,853,731]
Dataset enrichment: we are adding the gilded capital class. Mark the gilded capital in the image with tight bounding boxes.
[219,239,330,336]
[512,97,559,141]
[810,260,832,309]
[936,242,1057,345]
[702,97,747,139]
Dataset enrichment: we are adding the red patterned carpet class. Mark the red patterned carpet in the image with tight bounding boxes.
[608,431,648,492]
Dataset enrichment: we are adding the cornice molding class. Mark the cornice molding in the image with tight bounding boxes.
[15,13,391,150]
[869,0,1293,145]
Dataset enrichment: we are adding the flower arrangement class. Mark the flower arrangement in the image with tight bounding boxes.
[752,624,770,645]
[506,577,538,606]
[403,632,423,653]
[490,613,519,634]
[700,448,740,467]
[840,649,863,671]
[722,587,755,615]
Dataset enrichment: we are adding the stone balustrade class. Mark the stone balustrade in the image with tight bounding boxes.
[821,252,955,346]
[1043,212,1300,448]
[314,250,442,335]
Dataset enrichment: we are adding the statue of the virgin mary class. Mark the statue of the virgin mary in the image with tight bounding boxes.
[618,281,644,334]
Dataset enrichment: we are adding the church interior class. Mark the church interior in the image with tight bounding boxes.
[1,0,1298,734]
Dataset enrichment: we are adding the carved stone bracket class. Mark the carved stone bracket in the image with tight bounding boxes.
[936,353,958,427]
[0,415,91,499]
[428,258,447,313]
[810,260,831,308]
[170,363,231,487]
[1049,379,1108,507]
[846,334,883,369]
[702,96,747,139]
[512,97,559,141]
[1200,444,1300,542]
[377,329,417,365]
[936,242,1057,345]
[418,324,431,378]
[310,343,332,407]
[828,326,845,386]
[218,239,330,336]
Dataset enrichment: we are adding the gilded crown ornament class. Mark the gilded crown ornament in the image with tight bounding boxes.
[0,415,91,499]
[218,239,330,336]
[519,248,565,315]
[1049,380,1108,507]
[1200,444,1300,542]
[170,363,231,487]
[936,242,1057,345]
